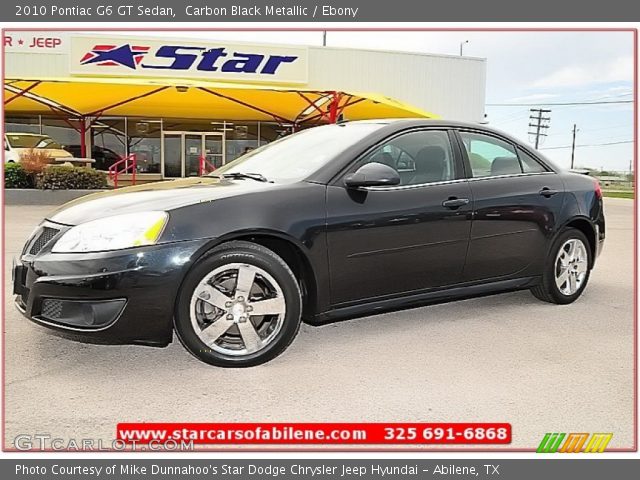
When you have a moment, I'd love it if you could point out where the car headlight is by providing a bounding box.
[51,211,168,253]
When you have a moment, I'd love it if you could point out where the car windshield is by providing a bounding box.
[213,123,385,182]
[6,134,63,149]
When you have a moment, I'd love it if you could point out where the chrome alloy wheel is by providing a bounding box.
[189,263,286,356]
[554,238,588,296]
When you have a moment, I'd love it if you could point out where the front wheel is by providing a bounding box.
[174,241,302,367]
[531,227,592,304]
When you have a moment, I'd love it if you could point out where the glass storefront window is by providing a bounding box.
[4,116,40,134]
[225,123,259,163]
[4,115,284,177]
[258,122,293,147]
[41,118,80,151]
[90,118,124,160]
[129,120,162,174]
[90,117,126,170]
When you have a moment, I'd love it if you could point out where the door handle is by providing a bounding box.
[442,197,470,209]
[539,187,559,197]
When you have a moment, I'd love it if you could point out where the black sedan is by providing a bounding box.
[13,120,605,367]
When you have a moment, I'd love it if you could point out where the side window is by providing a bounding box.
[459,131,520,178]
[359,130,455,186]
[518,148,548,173]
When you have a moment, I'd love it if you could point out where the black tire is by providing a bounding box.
[174,241,302,367]
[531,227,592,304]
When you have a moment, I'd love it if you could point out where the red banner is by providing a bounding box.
[117,422,511,445]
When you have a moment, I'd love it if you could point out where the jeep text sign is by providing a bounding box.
[70,36,309,84]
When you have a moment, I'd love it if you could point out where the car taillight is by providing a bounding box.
[594,179,602,199]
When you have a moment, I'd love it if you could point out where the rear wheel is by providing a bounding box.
[174,241,302,367]
[531,227,591,304]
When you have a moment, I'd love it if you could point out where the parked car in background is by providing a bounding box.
[65,145,121,171]
[13,120,605,367]
[4,133,72,162]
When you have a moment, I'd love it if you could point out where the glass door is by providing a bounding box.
[162,131,227,178]
[204,133,225,170]
[185,134,203,177]
[162,133,183,178]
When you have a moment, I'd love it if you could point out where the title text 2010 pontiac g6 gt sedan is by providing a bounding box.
[13,120,605,367]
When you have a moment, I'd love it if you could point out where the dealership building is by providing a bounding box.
[4,32,486,181]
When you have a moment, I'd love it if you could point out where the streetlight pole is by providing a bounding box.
[459,40,469,56]
[322,31,327,47]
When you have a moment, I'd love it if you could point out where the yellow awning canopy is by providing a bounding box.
[4,76,438,123]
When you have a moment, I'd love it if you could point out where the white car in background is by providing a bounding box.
[4,133,72,162]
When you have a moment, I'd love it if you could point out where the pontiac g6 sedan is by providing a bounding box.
[14,120,605,367]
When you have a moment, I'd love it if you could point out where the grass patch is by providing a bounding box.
[603,191,634,199]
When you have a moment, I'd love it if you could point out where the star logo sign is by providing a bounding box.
[80,44,150,69]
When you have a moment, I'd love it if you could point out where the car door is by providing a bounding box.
[325,129,473,306]
[455,129,565,282]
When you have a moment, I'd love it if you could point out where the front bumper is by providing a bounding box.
[13,226,210,346]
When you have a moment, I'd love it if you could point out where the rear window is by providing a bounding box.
[459,131,519,178]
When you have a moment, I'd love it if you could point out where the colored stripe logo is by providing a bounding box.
[537,432,613,453]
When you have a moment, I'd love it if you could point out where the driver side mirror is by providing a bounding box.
[344,162,401,188]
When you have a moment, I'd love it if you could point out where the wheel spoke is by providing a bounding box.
[558,251,569,267]
[237,320,262,353]
[566,240,576,262]
[568,273,577,293]
[235,265,256,297]
[199,319,232,346]
[197,284,232,309]
[556,268,569,288]
[249,296,286,316]
[576,261,588,275]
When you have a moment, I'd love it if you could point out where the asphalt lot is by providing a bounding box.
[3,198,635,450]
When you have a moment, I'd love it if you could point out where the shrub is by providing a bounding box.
[20,148,54,174]
[4,162,32,188]
[36,166,107,190]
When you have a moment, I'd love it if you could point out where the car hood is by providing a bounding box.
[48,177,276,225]
[14,147,72,158]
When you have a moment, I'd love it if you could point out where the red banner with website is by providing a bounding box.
[117,422,511,445]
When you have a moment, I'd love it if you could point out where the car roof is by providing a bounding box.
[346,118,491,129]
[343,118,535,151]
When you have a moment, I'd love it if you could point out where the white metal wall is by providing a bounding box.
[308,46,486,122]
[5,34,486,122]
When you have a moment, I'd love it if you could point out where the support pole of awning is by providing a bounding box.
[328,91,341,123]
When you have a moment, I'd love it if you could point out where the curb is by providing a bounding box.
[4,189,108,206]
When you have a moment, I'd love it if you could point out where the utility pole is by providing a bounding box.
[322,31,327,46]
[528,108,551,149]
[570,124,578,169]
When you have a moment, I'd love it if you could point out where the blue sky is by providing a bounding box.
[123,30,635,172]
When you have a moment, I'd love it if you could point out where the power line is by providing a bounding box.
[487,100,633,107]
[540,140,633,150]
[546,124,633,136]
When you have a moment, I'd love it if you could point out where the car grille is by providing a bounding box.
[27,226,60,255]
[41,299,63,320]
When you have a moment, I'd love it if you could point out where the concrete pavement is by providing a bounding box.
[3,198,635,450]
